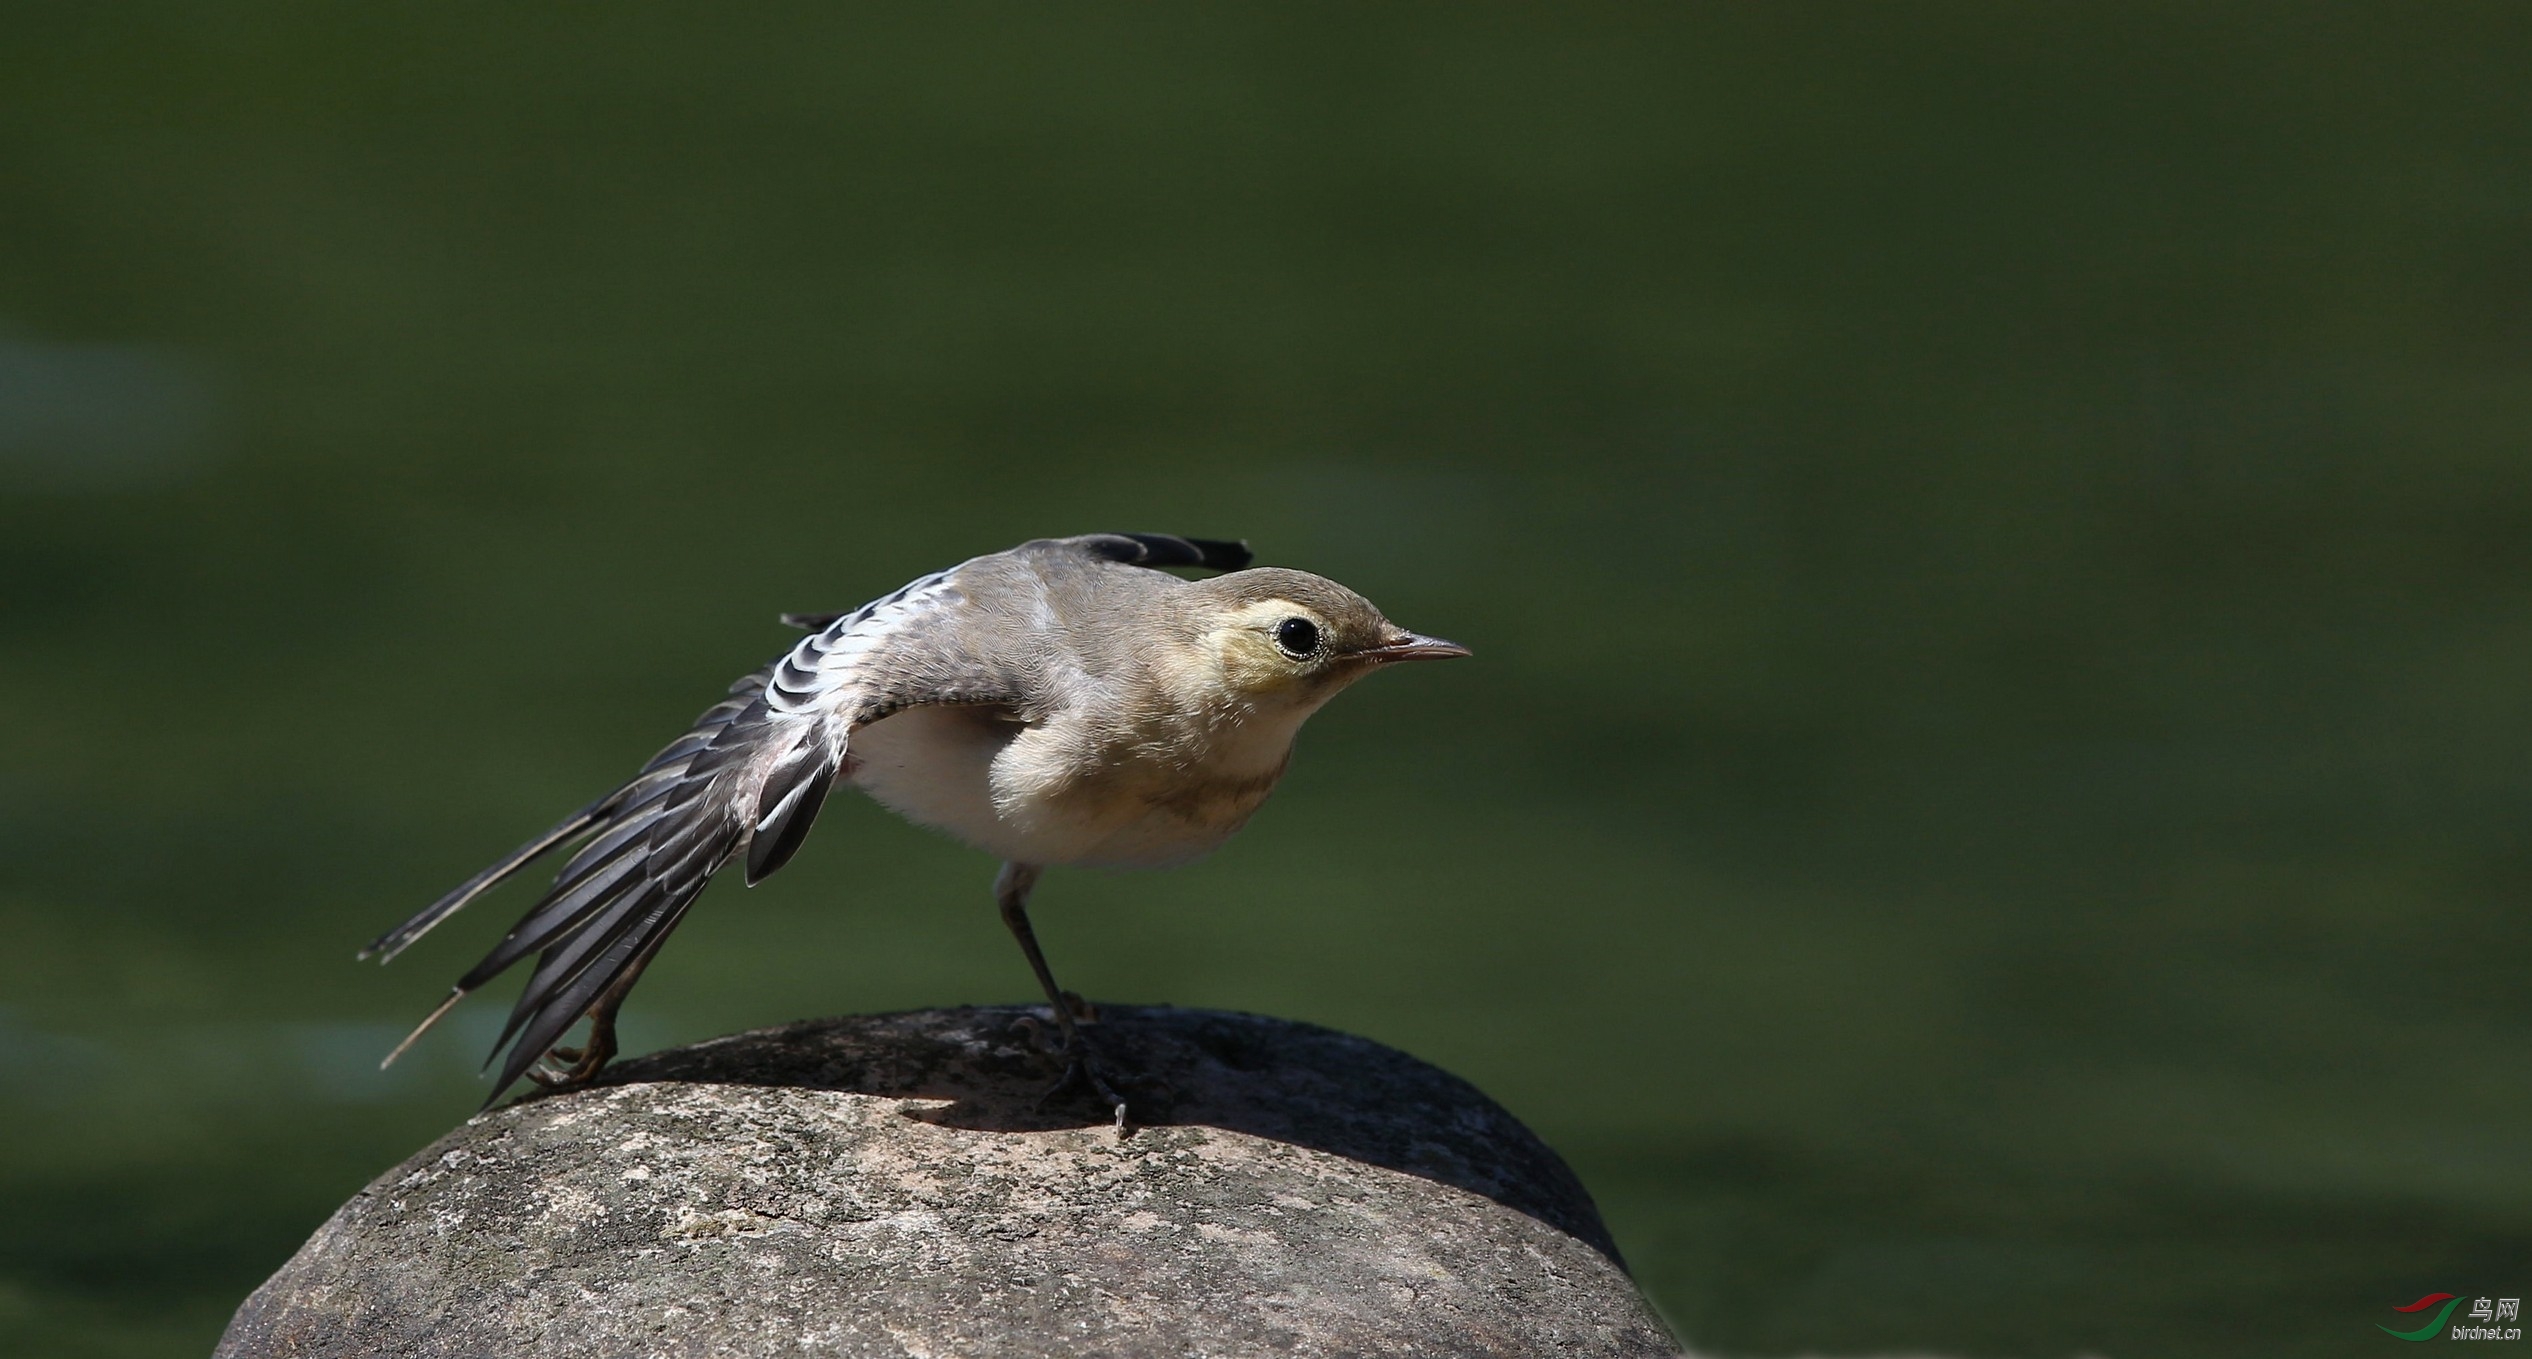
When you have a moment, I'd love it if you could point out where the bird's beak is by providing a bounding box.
[1350,632,1472,665]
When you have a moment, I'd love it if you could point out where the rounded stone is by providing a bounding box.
[219,1005,1681,1358]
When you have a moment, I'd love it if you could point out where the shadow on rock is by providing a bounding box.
[558,1003,1623,1261]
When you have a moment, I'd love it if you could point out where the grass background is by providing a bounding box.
[3,6,2529,1355]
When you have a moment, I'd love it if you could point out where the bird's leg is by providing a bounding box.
[996,861,1129,1133]
[526,950,653,1089]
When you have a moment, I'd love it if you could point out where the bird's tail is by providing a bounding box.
[372,669,779,1099]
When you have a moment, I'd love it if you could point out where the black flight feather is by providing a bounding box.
[1086,532,1252,572]
[747,743,838,884]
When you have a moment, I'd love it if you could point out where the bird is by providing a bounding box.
[362,532,1468,1127]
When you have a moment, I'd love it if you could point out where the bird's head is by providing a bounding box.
[1186,567,1469,706]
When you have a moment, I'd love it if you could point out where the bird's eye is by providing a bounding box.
[1274,617,1321,657]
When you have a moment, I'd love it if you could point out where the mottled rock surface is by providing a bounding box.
[220,1005,1680,1358]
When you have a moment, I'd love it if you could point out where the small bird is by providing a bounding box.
[364,533,1467,1125]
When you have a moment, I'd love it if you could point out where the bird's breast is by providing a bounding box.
[844,704,1026,854]
[845,701,1301,870]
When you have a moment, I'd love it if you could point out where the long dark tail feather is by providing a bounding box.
[455,816,658,989]
[485,888,701,1104]
[375,794,666,1070]
[360,798,607,963]
[465,853,651,999]
[484,889,654,1067]
[470,692,771,1100]
[378,669,780,1082]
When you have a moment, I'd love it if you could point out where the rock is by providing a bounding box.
[219,1005,1681,1358]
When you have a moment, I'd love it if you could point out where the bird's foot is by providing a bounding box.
[1038,1038,1132,1138]
[525,1026,617,1090]
[1007,1006,1131,1136]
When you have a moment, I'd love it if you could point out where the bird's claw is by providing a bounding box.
[524,1032,615,1089]
[1004,1008,1129,1135]
[1037,1044,1131,1138]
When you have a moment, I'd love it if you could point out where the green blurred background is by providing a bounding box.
[4,6,2529,1356]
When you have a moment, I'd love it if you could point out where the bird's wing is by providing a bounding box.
[748,533,1246,872]
[748,564,1042,880]
[772,536,1243,634]
[379,561,1039,1103]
